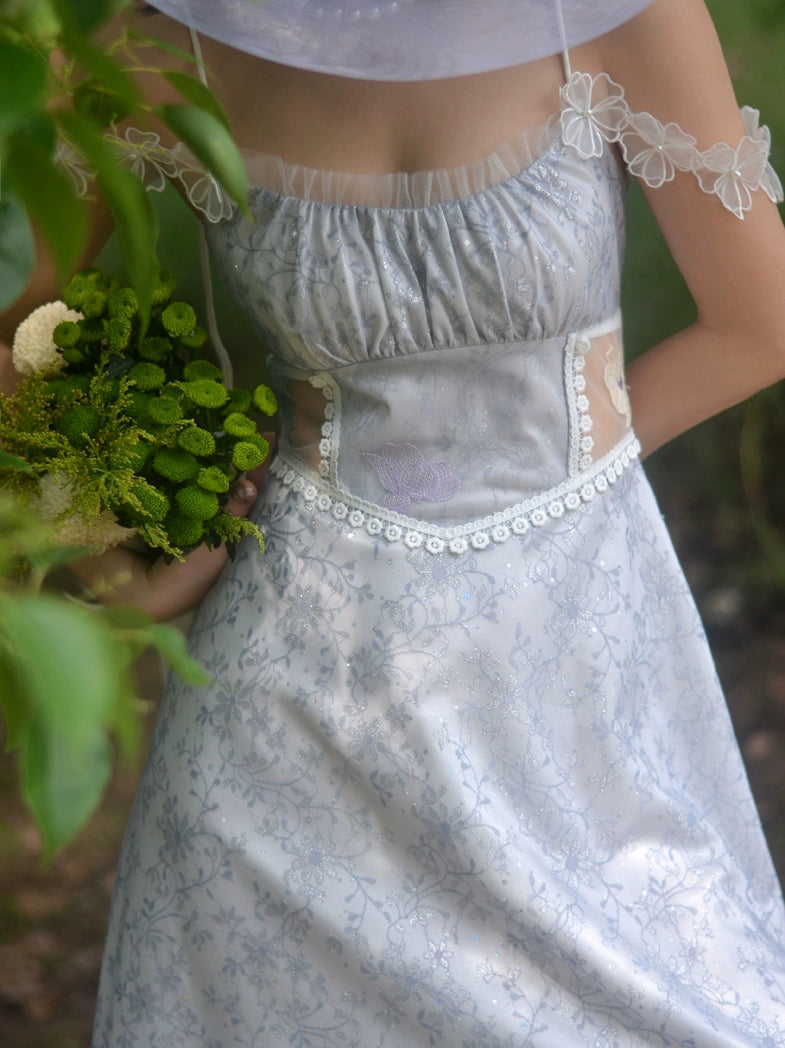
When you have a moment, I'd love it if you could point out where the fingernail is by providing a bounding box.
[234,480,255,500]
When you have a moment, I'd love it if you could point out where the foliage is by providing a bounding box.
[0,0,249,325]
[0,3,259,855]
[0,267,277,559]
[0,488,213,858]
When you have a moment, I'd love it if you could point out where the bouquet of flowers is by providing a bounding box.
[0,267,277,560]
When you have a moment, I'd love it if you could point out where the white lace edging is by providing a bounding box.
[270,431,641,556]
[565,332,595,476]
[559,72,784,219]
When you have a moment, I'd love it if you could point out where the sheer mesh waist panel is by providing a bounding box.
[271,320,639,552]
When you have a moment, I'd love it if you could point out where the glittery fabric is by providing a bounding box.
[93,88,785,1047]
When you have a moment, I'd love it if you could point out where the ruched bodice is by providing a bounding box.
[207,135,626,370]
[206,124,636,551]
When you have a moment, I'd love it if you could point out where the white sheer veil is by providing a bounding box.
[145,0,657,80]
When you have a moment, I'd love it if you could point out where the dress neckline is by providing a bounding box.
[240,107,565,210]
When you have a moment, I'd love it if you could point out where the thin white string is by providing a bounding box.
[553,0,573,80]
[189,25,234,386]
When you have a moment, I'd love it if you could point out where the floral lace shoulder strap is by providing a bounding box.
[559,71,784,219]
[56,129,234,224]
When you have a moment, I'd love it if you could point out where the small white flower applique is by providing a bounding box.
[558,70,784,218]
[559,72,627,159]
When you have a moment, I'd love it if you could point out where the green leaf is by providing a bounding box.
[50,0,127,36]
[5,135,88,282]
[0,39,48,146]
[0,643,32,751]
[145,621,211,687]
[73,79,133,128]
[0,448,33,471]
[6,594,120,736]
[156,104,249,216]
[65,32,141,116]
[56,110,159,327]
[5,593,130,855]
[0,194,35,312]
[162,71,231,131]
[22,712,113,858]
[25,543,91,576]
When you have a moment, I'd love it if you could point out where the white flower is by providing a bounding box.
[109,128,179,193]
[12,301,82,376]
[697,136,771,218]
[560,72,627,159]
[34,473,134,552]
[619,112,699,188]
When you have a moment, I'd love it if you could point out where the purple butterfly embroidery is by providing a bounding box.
[363,443,462,513]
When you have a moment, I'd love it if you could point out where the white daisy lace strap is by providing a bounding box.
[559,71,784,219]
[55,127,233,224]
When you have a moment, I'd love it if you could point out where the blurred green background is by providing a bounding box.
[624,0,785,594]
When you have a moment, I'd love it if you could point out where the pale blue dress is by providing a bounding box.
[92,70,785,1046]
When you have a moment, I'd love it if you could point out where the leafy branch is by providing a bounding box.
[0,0,249,325]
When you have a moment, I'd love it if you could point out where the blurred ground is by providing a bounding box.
[2,545,785,1048]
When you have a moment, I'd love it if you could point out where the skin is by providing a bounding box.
[3,0,785,618]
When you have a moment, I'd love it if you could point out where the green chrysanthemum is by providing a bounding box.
[152,447,200,482]
[179,326,208,350]
[78,318,106,344]
[61,347,88,366]
[175,484,220,521]
[107,287,139,320]
[107,317,133,353]
[151,270,177,306]
[223,388,252,415]
[252,384,278,415]
[197,465,231,493]
[232,440,266,471]
[183,379,229,410]
[62,269,104,311]
[146,396,183,425]
[164,511,204,548]
[125,391,153,423]
[139,336,173,363]
[183,359,222,382]
[129,362,166,392]
[177,425,216,457]
[222,412,257,438]
[129,481,170,522]
[161,302,197,338]
[80,290,107,319]
[52,321,81,349]
[111,440,151,472]
[54,404,101,447]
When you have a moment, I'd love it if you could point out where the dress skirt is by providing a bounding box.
[92,461,785,1047]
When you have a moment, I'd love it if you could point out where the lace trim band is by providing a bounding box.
[270,431,641,556]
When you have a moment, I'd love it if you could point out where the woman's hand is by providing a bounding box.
[69,456,273,622]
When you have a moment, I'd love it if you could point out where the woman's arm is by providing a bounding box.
[600,0,785,457]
